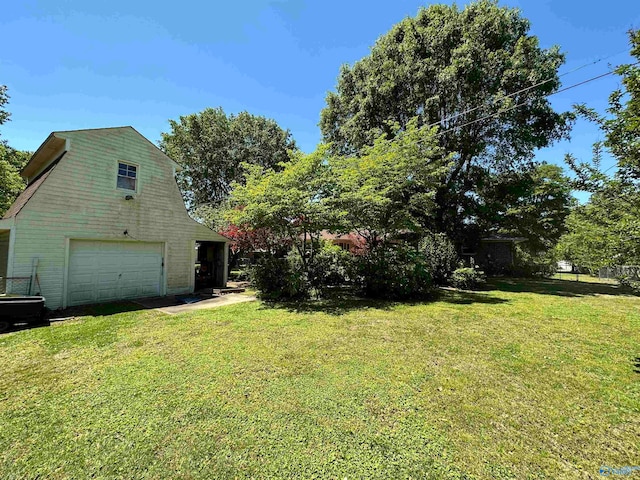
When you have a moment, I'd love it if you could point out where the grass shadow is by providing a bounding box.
[48,301,147,320]
[1,319,52,335]
[2,299,173,335]
[435,288,510,305]
[488,277,634,298]
[258,287,508,316]
[259,297,395,316]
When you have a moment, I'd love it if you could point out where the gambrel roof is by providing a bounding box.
[5,126,182,220]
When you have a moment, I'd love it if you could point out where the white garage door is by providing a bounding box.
[68,240,163,306]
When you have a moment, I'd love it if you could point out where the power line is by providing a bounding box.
[337,59,639,177]
[437,61,639,137]
[328,51,637,170]
[426,48,629,130]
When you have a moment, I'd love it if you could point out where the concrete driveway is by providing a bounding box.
[134,293,257,315]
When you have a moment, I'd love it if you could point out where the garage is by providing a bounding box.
[67,240,164,306]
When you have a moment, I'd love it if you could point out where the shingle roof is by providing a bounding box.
[319,230,357,242]
[2,166,55,219]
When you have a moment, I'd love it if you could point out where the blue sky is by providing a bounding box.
[1,0,639,188]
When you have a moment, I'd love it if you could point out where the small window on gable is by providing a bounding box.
[117,162,137,191]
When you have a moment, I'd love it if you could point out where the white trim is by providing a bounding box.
[62,237,71,309]
[29,258,39,296]
[29,142,69,182]
[6,226,16,280]
[116,160,139,193]
[189,240,196,293]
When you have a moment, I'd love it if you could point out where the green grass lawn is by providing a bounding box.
[1,279,638,479]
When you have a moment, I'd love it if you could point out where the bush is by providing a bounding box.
[508,246,558,277]
[228,268,250,282]
[419,233,459,286]
[449,267,486,290]
[250,255,309,300]
[351,244,433,299]
[307,243,353,297]
[618,275,640,294]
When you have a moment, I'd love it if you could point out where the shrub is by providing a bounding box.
[508,246,558,277]
[419,233,459,285]
[307,243,353,297]
[449,267,486,290]
[228,268,250,282]
[250,255,309,300]
[351,244,433,299]
[618,275,640,294]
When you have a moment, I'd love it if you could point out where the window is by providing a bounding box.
[337,242,351,251]
[117,162,137,191]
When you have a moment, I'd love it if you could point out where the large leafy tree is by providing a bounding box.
[0,85,10,127]
[320,0,572,239]
[0,85,30,217]
[559,30,640,270]
[227,124,450,268]
[328,120,450,246]
[159,107,296,221]
[227,147,333,270]
[473,163,573,253]
[596,31,640,180]
[558,181,640,271]
[0,144,29,216]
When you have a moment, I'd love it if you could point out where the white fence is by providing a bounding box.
[599,265,640,280]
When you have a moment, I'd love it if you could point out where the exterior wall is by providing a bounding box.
[11,127,227,309]
[0,231,9,280]
[476,242,514,273]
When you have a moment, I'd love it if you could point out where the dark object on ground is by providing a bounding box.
[0,296,47,333]
[175,296,203,304]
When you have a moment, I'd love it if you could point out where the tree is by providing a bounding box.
[328,120,450,246]
[597,30,640,180]
[473,163,573,254]
[0,144,29,216]
[557,183,640,271]
[320,0,572,239]
[218,221,288,271]
[227,146,333,271]
[0,85,30,217]
[0,85,10,128]
[226,127,454,299]
[219,223,285,257]
[559,30,640,270]
[159,107,296,220]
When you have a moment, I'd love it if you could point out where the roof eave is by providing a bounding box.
[21,133,67,180]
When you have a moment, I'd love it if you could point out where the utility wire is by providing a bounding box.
[433,61,639,178]
[336,59,639,179]
[426,48,630,130]
[327,49,637,169]
[436,61,639,137]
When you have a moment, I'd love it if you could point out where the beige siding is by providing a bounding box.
[0,231,9,280]
[11,127,226,309]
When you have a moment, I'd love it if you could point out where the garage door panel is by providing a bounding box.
[97,290,119,302]
[69,272,93,285]
[97,272,119,282]
[68,240,163,306]
[69,291,94,305]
